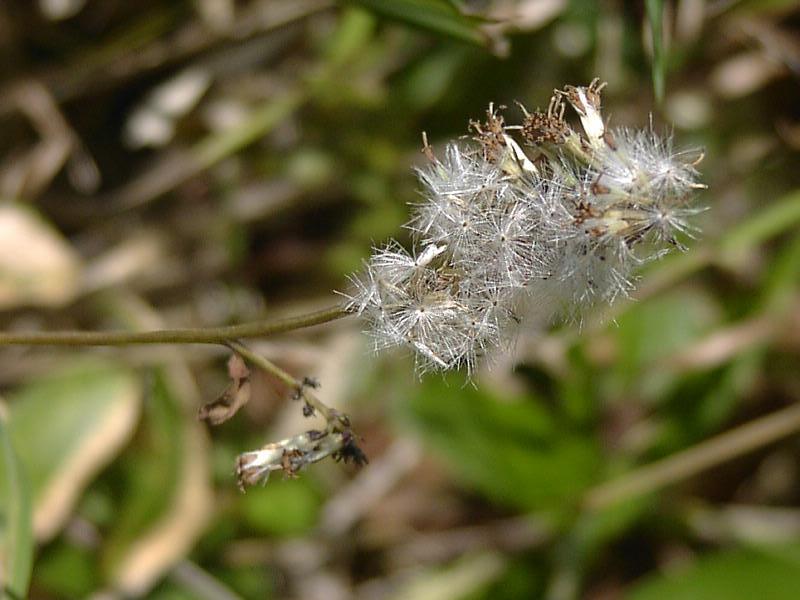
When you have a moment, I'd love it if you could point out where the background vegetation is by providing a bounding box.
[1,1,799,598]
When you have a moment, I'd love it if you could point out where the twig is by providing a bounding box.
[0,305,348,347]
[585,402,800,511]
[225,340,342,425]
[228,341,364,488]
[385,515,553,569]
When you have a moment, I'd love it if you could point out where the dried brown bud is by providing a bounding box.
[470,102,507,163]
[519,92,570,146]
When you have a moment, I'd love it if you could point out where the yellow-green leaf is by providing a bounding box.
[351,0,494,49]
[0,409,33,600]
[404,374,600,511]
[628,544,800,600]
[8,359,141,541]
[103,368,212,597]
[645,0,666,104]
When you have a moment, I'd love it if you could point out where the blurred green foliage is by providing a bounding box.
[630,544,800,600]
[0,414,32,600]
[403,375,601,511]
[1,1,799,599]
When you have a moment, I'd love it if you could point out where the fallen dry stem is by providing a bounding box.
[585,402,800,511]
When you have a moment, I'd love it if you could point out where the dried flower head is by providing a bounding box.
[236,429,344,490]
[236,428,363,489]
[342,79,705,374]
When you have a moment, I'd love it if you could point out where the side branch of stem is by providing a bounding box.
[227,340,342,425]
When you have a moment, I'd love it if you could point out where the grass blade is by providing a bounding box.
[0,412,33,600]
[646,0,665,103]
[351,0,494,49]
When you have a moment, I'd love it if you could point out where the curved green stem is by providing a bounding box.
[0,305,348,347]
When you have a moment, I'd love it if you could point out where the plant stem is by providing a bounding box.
[226,341,297,389]
[585,402,800,511]
[0,305,348,347]
[227,340,343,426]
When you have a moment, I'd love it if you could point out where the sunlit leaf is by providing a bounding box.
[0,411,33,600]
[0,203,82,310]
[8,359,141,542]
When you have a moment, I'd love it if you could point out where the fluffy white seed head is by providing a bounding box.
[343,80,705,374]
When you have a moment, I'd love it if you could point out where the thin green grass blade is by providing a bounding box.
[646,0,665,104]
[351,0,492,49]
[0,414,33,600]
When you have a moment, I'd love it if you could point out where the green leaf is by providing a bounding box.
[8,359,140,542]
[0,412,33,600]
[239,478,322,537]
[627,544,800,600]
[613,289,720,400]
[351,0,493,49]
[656,228,800,449]
[645,0,665,104]
[103,369,212,596]
[731,0,800,14]
[718,190,800,260]
[475,557,545,600]
[399,47,468,110]
[759,234,800,314]
[34,542,96,600]
[193,90,305,169]
[636,189,800,307]
[402,375,600,511]
[103,371,185,566]
[146,586,197,600]
[321,7,377,69]
[81,294,213,596]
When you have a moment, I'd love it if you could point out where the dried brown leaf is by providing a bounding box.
[198,353,251,425]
